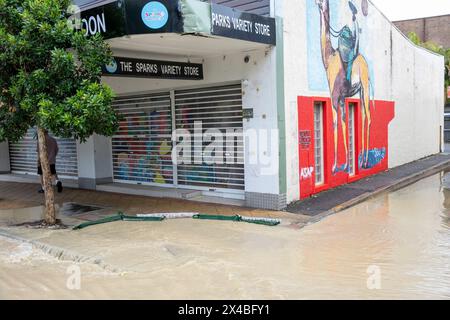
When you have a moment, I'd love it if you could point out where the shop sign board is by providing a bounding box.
[210,3,276,45]
[103,56,204,80]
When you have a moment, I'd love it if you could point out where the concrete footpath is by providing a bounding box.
[287,153,450,221]
[0,179,307,227]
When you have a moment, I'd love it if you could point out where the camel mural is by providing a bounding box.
[315,0,373,173]
[298,0,395,199]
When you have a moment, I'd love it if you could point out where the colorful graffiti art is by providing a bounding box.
[299,0,395,199]
[114,107,173,185]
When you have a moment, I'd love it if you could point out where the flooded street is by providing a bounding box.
[0,173,449,299]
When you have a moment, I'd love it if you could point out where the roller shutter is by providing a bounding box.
[112,83,244,193]
[174,83,244,191]
[112,91,174,185]
[9,129,78,178]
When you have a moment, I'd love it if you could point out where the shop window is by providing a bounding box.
[348,103,356,176]
[314,102,325,186]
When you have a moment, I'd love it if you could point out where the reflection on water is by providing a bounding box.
[440,170,450,228]
[0,203,103,226]
[0,173,449,299]
[294,172,450,299]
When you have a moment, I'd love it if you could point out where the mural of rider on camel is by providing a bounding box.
[299,0,395,198]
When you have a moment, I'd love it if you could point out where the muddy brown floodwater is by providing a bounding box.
[0,173,449,299]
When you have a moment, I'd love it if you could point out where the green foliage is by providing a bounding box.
[408,32,450,100]
[0,0,119,143]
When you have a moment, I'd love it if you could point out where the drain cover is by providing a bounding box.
[59,202,104,216]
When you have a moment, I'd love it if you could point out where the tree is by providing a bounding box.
[0,0,119,225]
[408,32,450,103]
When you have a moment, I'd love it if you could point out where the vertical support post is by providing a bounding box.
[0,141,10,173]
[171,90,178,187]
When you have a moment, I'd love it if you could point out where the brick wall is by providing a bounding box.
[394,15,450,48]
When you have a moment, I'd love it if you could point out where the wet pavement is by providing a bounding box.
[0,172,449,299]
[0,179,304,226]
[288,154,450,216]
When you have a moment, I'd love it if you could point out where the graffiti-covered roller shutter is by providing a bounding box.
[211,0,271,16]
[175,83,244,191]
[9,129,78,177]
[112,92,174,185]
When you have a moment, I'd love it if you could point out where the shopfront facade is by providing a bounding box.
[71,0,286,209]
[0,0,445,210]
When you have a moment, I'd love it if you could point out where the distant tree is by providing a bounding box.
[408,32,450,103]
[0,0,119,225]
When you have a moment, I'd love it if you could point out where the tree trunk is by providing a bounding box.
[37,127,57,225]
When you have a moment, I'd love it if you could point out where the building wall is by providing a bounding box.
[273,0,306,203]
[394,15,450,48]
[101,46,282,204]
[76,134,113,189]
[390,28,444,167]
[0,142,10,173]
[278,0,444,202]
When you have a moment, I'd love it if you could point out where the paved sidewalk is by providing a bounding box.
[0,179,308,227]
[287,153,450,218]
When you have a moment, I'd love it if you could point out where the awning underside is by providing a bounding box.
[108,33,269,58]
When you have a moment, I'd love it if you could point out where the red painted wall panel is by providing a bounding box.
[298,96,395,199]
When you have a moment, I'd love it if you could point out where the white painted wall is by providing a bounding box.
[76,134,113,186]
[101,46,280,195]
[363,1,444,167]
[277,0,445,203]
[76,137,96,179]
[274,0,307,203]
[390,27,444,167]
[93,134,114,180]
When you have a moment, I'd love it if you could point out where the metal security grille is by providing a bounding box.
[9,128,78,177]
[112,92,174,185]
[175,84,244,191]
[211,0,271,16]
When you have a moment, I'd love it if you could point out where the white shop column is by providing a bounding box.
[76,134,113,190]
[0,141,10,173]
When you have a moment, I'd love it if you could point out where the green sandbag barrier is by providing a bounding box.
[122,215,165,222]
[73,212,165,230]
[240,216,281,227]
[74,213,280,230]
[193,214,241,222]
[73,214,123,230]
[193,214,280,227]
